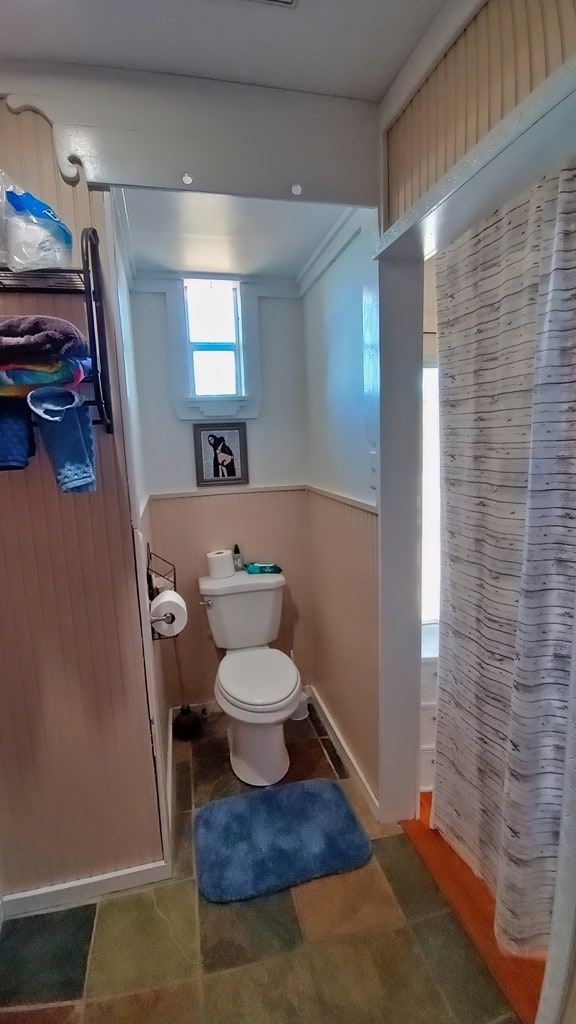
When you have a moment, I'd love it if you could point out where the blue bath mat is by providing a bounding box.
[194,779,371,903]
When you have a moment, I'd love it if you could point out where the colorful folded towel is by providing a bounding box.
[0,357,90,396]
[27,387,96,493]
[0,315,89,366]
[0,397,35,470]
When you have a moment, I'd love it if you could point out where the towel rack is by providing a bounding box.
[0,227,114,433]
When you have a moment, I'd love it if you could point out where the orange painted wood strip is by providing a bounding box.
[402,795,545,1024]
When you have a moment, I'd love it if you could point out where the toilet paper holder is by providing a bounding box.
[151,610,177,627]
[147,545,179,641]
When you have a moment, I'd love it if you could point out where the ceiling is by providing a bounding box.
[0,0,447,102]
[123,188,349,278]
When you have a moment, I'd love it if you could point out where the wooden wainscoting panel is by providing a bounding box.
[0,104,162,894]
[387,0,576,222]
[149,489,313,706]
[308,490,379,794]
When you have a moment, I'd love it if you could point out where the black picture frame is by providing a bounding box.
[193,422,249,487]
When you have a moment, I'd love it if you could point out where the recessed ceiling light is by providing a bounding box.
[291,184,303,196]
[182,173,194,185]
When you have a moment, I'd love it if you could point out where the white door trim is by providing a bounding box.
[133,528,173,854]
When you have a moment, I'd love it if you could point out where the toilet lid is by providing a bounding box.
[218,649,299,708]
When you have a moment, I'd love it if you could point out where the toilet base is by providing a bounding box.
[228,720,289,787]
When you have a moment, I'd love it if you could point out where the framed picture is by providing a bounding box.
[193,422,249,487]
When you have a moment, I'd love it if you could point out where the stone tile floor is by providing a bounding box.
[0,709,518,1024]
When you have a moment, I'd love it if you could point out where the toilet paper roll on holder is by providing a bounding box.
[151,610,177,626]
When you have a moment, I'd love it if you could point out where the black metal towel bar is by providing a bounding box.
[0,226,114,433]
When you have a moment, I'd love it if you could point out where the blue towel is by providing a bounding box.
[27,387,96,493]
[0,398,35,469]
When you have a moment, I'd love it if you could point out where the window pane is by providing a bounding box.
[185,280,237,344]
[193,350,237,396]
[422,367,440,623]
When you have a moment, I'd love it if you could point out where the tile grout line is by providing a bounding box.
[75,976,204,1006]
[81,899,101,1010]
[405,914,515,1024]
[0,1000,80,1013]
[408,906,452,927]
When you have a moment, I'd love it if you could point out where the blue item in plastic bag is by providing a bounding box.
[5,188,73,271]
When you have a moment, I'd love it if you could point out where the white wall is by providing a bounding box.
[302,209,380,506]
[113,256,148,520]
[130,289,307,495]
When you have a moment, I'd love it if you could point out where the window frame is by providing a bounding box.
[131,275,264,421]
[185,279,244,401]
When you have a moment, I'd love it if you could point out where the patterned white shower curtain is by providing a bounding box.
[434,166,576,953]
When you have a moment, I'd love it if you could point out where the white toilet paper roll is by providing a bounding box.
[150,591,188,637]
[207,549,235,579]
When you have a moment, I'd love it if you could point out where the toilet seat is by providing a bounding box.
[217,648,299,713]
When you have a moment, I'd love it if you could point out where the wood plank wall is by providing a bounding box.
[387,0,576,223]
[0,103,162,894]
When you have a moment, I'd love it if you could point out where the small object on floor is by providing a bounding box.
[290,695,310,722]
[172,705,203,741]
[194,778,371,903]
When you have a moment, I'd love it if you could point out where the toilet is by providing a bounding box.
[198,571,301,786]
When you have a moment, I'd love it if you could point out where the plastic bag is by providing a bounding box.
[0,169,73,272]
[0,169,12,265]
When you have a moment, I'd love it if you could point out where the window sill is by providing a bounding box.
[175,393,260,421]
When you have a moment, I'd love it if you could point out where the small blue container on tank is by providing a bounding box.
[244,562,283,574]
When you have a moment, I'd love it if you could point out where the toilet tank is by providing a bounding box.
[198,572,285,650]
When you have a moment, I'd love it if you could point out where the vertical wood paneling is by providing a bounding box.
[0,105,91,267]
[308,491,379,794]
[476,4,492,139]
[559,0,576,57]
[444,44,457,175]
[465,24,479,152]
[454,33,468,162]
[148,488,379,793]
[436,59,447,184]
[512,0,533,98]
[409,97,420,213]
[0,103,162,894]
[149,490,314,707]
[488,0,504,127]
[544,0,564,73]
[526,0,547,88]
[426,66,438,195]
[386,0,576,223]
[499,0,518,115]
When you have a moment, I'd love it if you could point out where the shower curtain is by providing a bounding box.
[434,165,576,953]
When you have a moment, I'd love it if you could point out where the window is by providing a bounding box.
[422,366,440,627]
[138,276,262,420]
[184,280,244,399]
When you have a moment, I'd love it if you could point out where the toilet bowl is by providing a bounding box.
[215,647,301,786]
[198,570,301,786]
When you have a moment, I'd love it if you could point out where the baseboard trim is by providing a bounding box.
[3,861,173,919]
[309,686,380,820]
[166,706,174,835]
